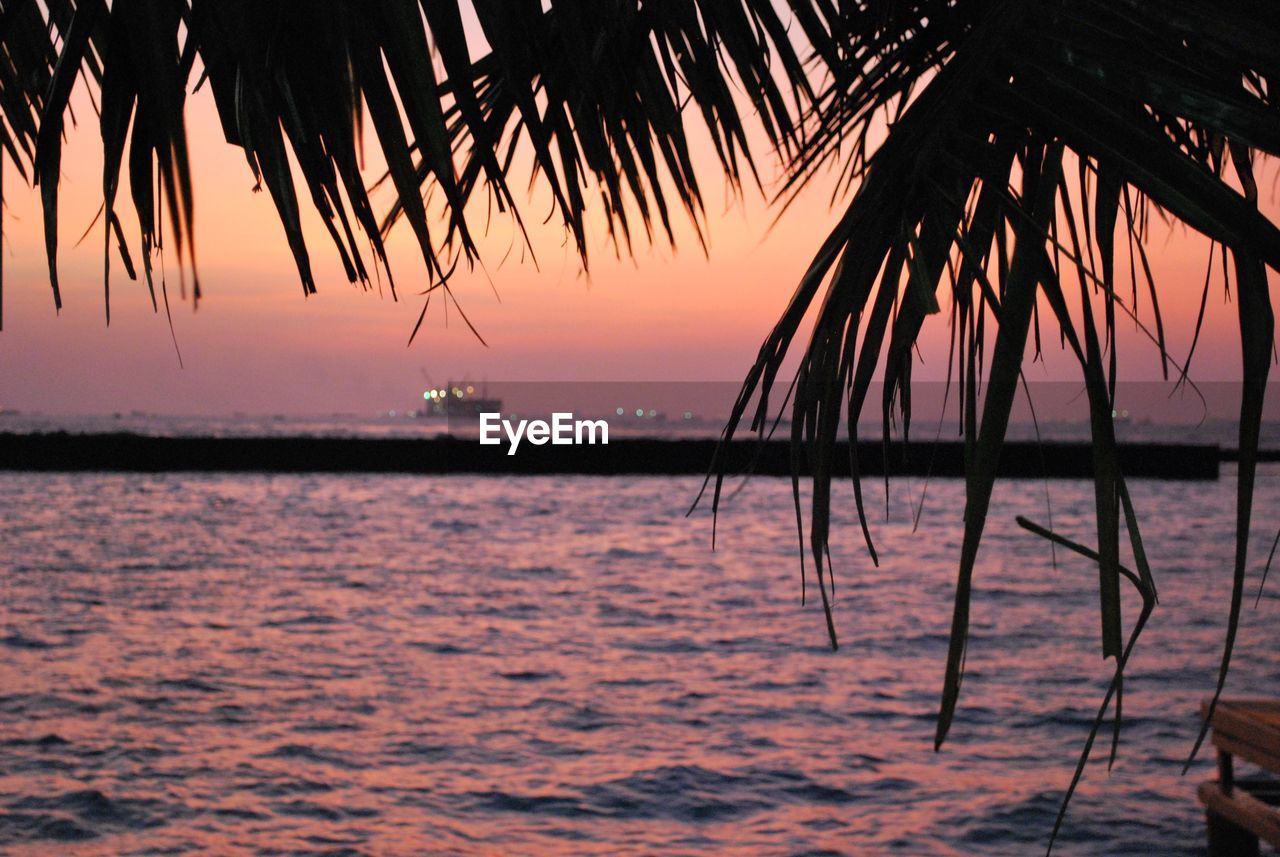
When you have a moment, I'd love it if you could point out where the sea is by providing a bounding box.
[0,412,1277,855]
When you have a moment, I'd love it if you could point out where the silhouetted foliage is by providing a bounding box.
[4,2,1278,847]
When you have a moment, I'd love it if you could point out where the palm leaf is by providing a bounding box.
[3,1,1279,846]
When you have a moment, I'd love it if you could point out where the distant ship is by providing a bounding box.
[419,381,501,419]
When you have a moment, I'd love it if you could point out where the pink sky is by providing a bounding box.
[0,91,1266,415]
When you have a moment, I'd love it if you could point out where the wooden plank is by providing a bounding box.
[1203,701,1280,772]
[1202,698,1280,774]
[1205,699,1280,749]
[1210,732,1280,778]
[1199,781,1280,849]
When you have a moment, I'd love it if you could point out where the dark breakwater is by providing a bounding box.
[0,432,1221,479]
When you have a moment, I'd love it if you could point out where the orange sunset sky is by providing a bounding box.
[0,83,1271,415]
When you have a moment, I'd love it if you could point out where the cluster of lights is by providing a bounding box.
[612,407,695,419]
[423,385,477,401]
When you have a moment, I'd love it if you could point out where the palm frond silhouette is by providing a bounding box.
[5,1,1278,845]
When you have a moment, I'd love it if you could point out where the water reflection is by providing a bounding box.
[0,470,1275,854]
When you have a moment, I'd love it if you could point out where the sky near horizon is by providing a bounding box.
[0,83,1271,416]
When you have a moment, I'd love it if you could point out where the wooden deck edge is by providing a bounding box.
[1198,781,1280,848]
[1211,732,1280,777]
[1203,700,1280,746]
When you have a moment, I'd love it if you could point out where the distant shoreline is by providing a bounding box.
[0,432,1230,480]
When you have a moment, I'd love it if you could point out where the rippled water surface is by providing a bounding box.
[1,470,1277,855]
